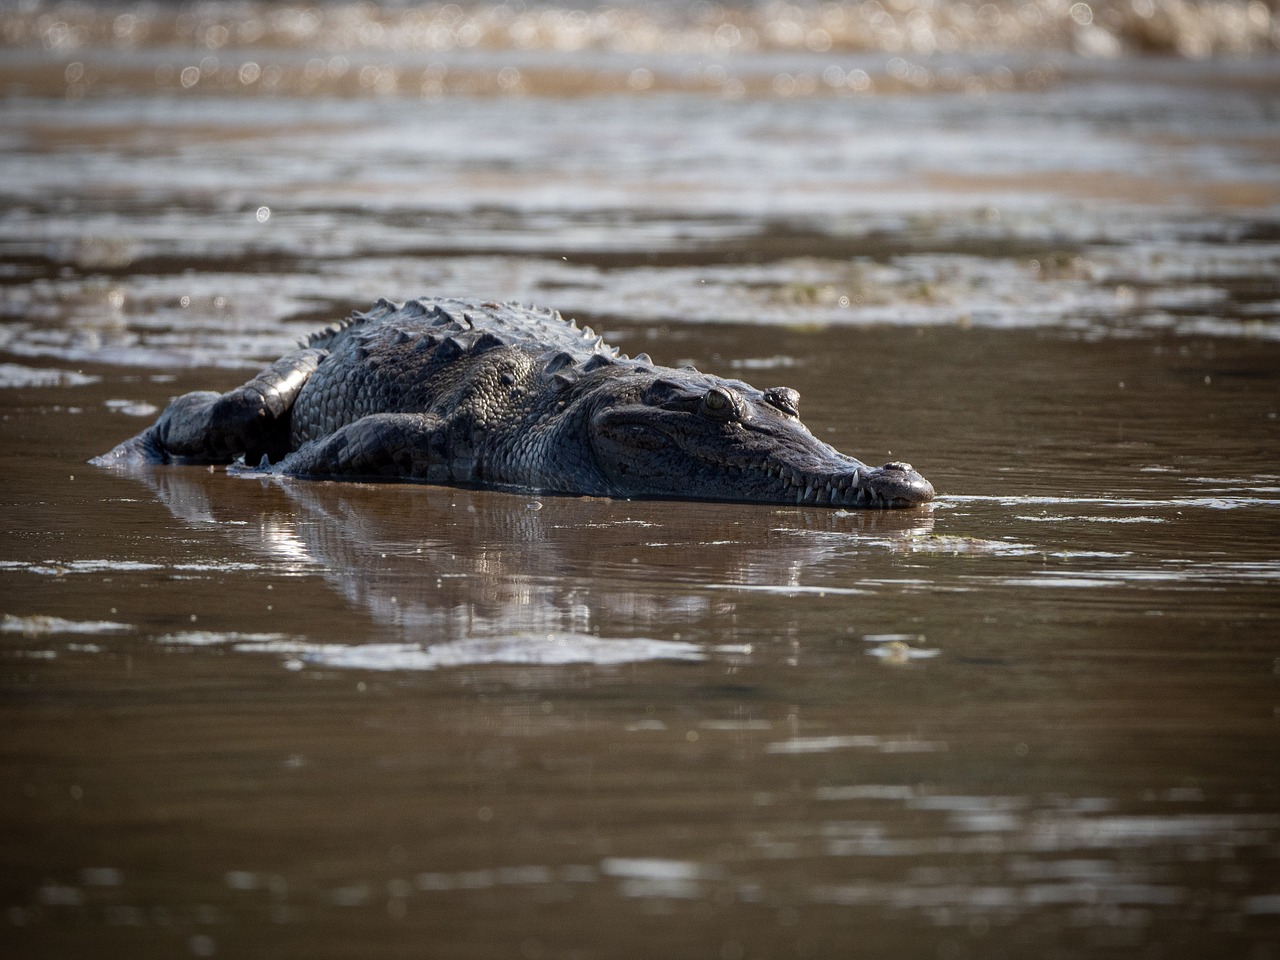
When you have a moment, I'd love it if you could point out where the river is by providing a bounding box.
[2,2,1279,958]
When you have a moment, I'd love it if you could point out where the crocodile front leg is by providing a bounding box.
[273,413,456,481]
[91,347,327,467]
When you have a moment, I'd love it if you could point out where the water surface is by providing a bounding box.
[2,2,1279,958]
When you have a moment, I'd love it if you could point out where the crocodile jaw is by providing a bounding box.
[589,404,934,509]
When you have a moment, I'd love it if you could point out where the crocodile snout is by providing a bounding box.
[867,461,935,506]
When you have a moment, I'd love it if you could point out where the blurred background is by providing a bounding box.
[1,0,1277,362]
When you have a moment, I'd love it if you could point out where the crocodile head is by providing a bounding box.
[587,371,934,508]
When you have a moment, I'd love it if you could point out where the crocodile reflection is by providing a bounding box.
[136,467,935,645]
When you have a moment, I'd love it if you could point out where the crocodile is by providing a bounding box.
[91,297,935,508]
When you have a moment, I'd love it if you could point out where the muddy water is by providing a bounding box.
[3,2,1280,958]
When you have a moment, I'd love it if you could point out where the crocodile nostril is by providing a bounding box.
[883,461,913,472]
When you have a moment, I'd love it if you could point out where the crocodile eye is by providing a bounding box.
[764,386,800,417]
[702,387,737,420]
[642,379,684,406]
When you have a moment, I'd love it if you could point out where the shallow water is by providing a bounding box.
[3,2,1280,958]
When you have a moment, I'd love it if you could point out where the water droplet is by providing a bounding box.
[497,66,521,91]
[628,68,654,91]
[1070,3,1094,26]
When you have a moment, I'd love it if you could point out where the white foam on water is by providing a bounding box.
[224,632,709,670]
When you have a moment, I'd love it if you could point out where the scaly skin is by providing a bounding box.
[92,297,935,508]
